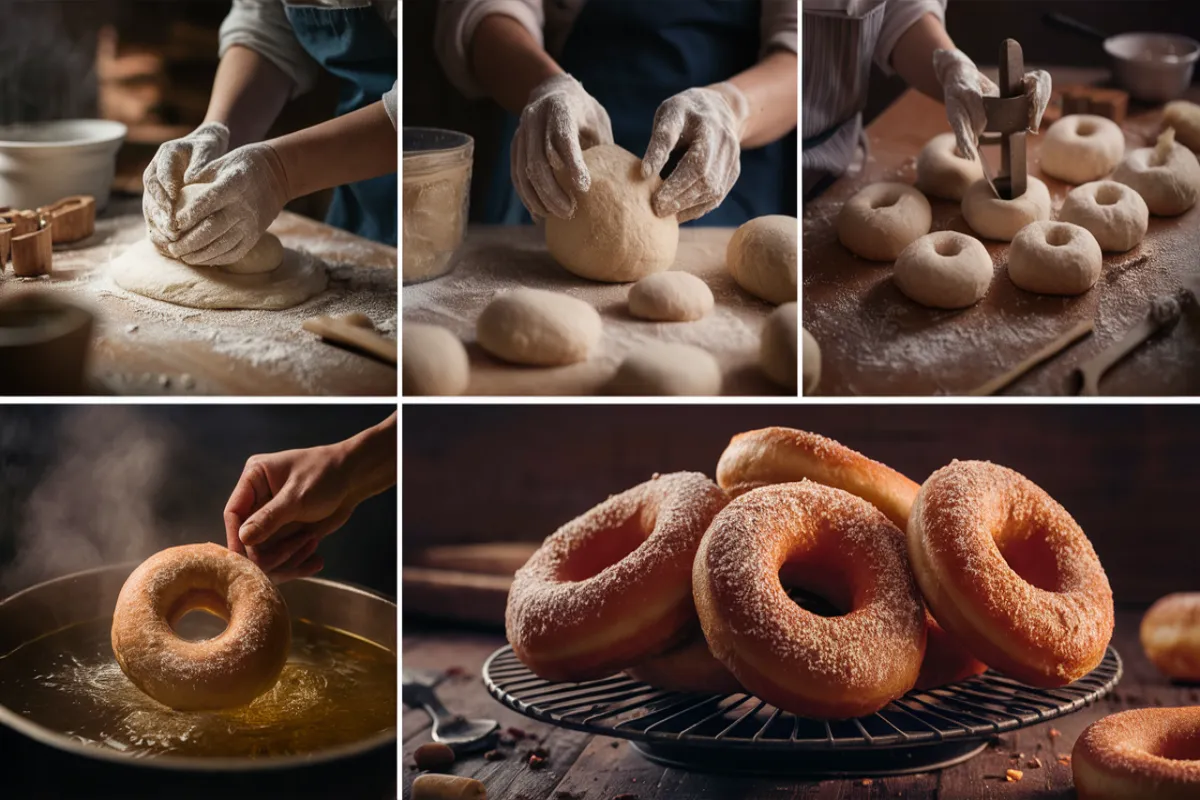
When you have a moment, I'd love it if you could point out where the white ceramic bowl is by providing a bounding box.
[0,119,127,211]
[1104,32,1200,104]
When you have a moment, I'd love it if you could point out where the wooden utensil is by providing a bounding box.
[36,195,96,244]
[980,39,1032,200]
[967,319,1094,396]
[11,224,52,276]
[302,312,397,365]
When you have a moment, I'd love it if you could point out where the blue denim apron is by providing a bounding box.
[285,4,398,244]
[484,0,797,226]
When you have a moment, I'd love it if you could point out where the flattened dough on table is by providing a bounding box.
[110,235,328,310]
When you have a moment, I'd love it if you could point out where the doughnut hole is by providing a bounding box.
[555,514,647,582]
[168,589,231,641]
[1045,226,1074,247]
[934,237,964,258]
[1077,120,1097,137]
[994,521,1065,593]
[870,192,901,210]
[778,549,853,617]
[1156,730,1200,761]
[1094,184,1123,206]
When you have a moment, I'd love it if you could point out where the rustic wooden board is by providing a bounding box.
[402,225,791,396]
[402,608,1184,799]
[0,198,397,396]
[803,74,1200,396]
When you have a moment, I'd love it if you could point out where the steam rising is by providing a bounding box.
[0,1,98,125]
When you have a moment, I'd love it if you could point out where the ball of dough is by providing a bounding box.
[726,215,797,304]
[837,182,932,261]
[219,233,284,275]
[802,328,821,396]
[476,289,601,366]
[1058,181,1149,252]
[628,272,714,321]
[916,132,985,201]
[1008,221,1103,296]
[1040,114,1125,185]
[1112,129,1200,216]
[961,177,1052,241]
[403,323,469,396]
[544,144,679,282]
[893,231,993,309]
[759,302,797,391]
[607,343,721,396]
[1164,100,1200,152]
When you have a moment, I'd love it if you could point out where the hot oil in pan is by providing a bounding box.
[0,617,396,758]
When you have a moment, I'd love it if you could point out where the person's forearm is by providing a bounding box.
[204,45,294,148]
[469,14,563,114]
[726,49,798,149]
[266,102,397,200]
[890,13,956,102]
[340,412,397,503]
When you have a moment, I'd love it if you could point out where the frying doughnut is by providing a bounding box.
[693,482,927,719]
[908,460,1113,687]
[1141,593,1200,681]
[1073,708,1200,800]
[837,183,932,261]
[506,472,729,681]
[111,543,292,710]
[626,630,743,694]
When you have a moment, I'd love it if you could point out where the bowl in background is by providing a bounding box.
[1104,32,1200,103]
[0,120,127,211]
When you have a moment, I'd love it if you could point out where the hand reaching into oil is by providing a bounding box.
[224,412,397,581]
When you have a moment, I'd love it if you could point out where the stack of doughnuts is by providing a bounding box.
[505,427,1115,720]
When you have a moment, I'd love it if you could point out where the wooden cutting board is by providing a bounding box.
[402,542,538,626]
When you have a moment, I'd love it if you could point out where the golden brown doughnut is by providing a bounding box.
[111,543,291,710]
[1074,707,1200,799]
[1141,593,1200,681]
[506,472,729,681]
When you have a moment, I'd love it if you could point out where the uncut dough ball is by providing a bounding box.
[802,327,821,395]
[476,289,601,366]
[1008,221,1102,296]
[403,323,469,396]
[1164,101,1200,152]
[607,343,722,396]
[893,231,993,309]
[1058,181,1148,252]
[837,182,932,261]
[1040,115,1125,184]
[220,233,284,275]
[1112,131,1200,216]
[961,177,1052,241]
[726,215,797,304]
[628,272,714,321]
[759,302,797,391]
[544,144,679,282]
[916,132,985,201]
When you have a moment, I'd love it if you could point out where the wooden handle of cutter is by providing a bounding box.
[302,313,397,365]
[966,319,1094,396]
[1075,318,1161,396]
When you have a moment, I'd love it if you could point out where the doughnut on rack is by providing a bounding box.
[483,645,1121,778]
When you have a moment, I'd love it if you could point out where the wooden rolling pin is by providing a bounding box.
[303,312,396,365]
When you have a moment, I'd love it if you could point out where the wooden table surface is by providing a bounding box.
[803,68,1200,396]
[1,197,398,396]
[402,225,789,396]
[402,607,1188,800]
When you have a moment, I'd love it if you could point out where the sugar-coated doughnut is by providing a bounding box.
[626,630,743,694]
[837,183,932,261]
[916,132,985,201]
[111,543,292,710]
[506,472,729,681]
[916,617,989,690]
[1040,114,1125,184]
[1074,708,1200,800]
[694,482,927,719]
[894,231,993,309]
[962,177,1052,241]
[1008,221,1103,296]
[1112,128,1200,216]
[1059,181,1149,253]
[908,460,1114,687]
[1141,593,1200,681]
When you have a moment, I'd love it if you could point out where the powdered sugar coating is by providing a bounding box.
[1074,707,1200,798]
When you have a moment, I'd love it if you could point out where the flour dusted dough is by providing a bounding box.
[961,177,1051,241]
[1112,128,1200,217]
[916,132,985,201]
[628,271,714,321]
[1163,101,1200,152]
[1058,181,1148,252]
[403,323,469,396]
[607,342,722,396]
[893,231,992,309]
[837,183,931,261]
[726,214,798,304]
[544,144,679,282]
[801,327,821,396]
[110,236,327,310]
[759,302,797,391]
[476,288,601,366]
[1008,221,1102,296]
[1040,115,1125,185]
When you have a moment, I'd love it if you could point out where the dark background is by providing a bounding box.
[0,405,397,597]
[404,404,1198,605]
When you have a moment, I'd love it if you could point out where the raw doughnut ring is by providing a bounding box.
[1113,129,1200,216]
[894,231,993,309]
[908,460,1113,687]
[916,132,985,201]
[1059,181,1149,253]
[1073,708,1200,800]
[1141,593,1200,680]
[1040,114,1125,184]
[626,630,743,694]
[693,481,927,719]
[506,472,729,681]
[837,182,932,261]
[1008,221,1103,296]
[111,543,292,710]
[961,177,1051,241]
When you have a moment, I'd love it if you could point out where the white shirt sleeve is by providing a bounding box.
[435,0,545,99]
[383,80,398,127]
[761,0,799,56]
[219,0,321,98]
[874,0,947,75]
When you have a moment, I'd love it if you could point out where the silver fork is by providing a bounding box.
[402,668,499,752]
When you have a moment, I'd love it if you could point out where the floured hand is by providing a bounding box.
[934,49,999,163]
[142,122,230,238]
[643,83,747,223]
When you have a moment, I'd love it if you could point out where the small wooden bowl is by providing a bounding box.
[0,291,94,394]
